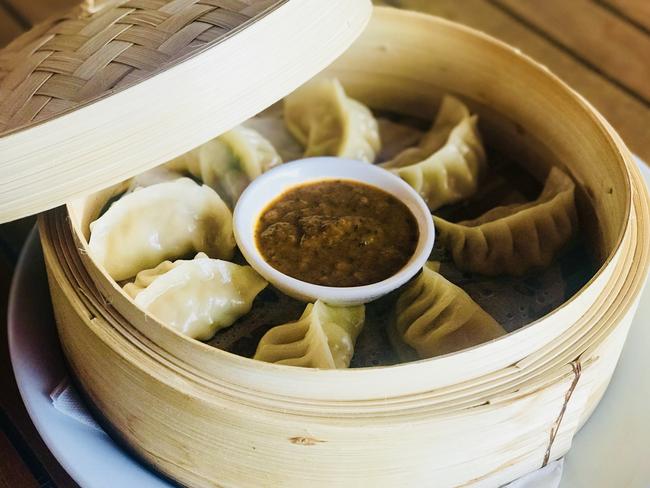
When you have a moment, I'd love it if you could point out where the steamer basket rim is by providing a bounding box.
[60,8,644,383]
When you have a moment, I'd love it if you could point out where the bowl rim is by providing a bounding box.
[233,157,435,305]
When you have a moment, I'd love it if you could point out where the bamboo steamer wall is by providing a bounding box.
[36,6,650,488]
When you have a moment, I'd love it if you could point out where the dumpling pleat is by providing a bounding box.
[390,265,505,359]
[383,100,487,211]
[412,297,474,347]
[165,125,281,208]
[396,280,438,333]
[402,289,459,343]
[90,178,236,281]
[284,79,380,163]
[434,167,578,276]
[123,254,267,341]
[254,301,365,369]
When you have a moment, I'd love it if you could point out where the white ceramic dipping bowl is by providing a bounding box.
[234,157,435,305]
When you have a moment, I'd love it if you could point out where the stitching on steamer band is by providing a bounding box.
[543,359,582,467]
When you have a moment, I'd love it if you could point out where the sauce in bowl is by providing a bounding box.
[255,180,419,287]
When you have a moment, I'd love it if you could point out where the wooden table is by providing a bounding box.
[1,0,648,486]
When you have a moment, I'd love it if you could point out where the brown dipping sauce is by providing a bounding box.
[255,180,419,287]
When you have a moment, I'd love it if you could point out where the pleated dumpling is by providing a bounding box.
[89,178,235,280]
[284,78,381,162]
[254,300,365,369]
[390,263,506,360]
[381,96,486,211]
[434,167,578,276]
[166,125,281,207]
[124,253,267,341]
[243,104,304,162]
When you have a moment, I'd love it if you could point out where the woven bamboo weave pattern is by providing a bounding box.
[0,0,280,134]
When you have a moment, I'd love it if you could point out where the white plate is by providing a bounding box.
[8,230,174,488]
[8,162,650,488]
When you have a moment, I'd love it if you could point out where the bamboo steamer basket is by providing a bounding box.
[1,1,648,486]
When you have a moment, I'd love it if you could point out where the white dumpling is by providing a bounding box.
[254,300,365,369]
[381,96,486,211]
[244,104,304,162]
[124,253,267,341]
[166,125,281,207]
[89,178,235,281]
[433,167,578,276]
[376,117,424,162]
[284,78,381,163]
[390,262,506,360]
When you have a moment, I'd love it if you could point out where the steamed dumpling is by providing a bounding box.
[124,253,267,341]
[434,167,578,276]
[381,96,486,211]
[166,125,281,207]
[376,117,423,162]
[284,78,381,162]
[254,300,365,369]
[381,96,470,168]
[244,104,304,162]
[390,263,505,360]
[89,178,235,280]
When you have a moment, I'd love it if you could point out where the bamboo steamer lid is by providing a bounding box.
[0,0,372,223]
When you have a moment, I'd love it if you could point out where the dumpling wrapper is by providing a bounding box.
[126,165,183,192]
[284,78,381,163]
[124,253,267,341]
[381,95,486,211]
[254,300,365,369]
[390,262,506,360]
[376,117,423,162]
[434,166,578,276]
[89,178,235,281]
[243,104,304,162]
[166,125,281,207]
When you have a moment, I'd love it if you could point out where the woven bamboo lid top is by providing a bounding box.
[0,0,279,133]
[0,0,372,223]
